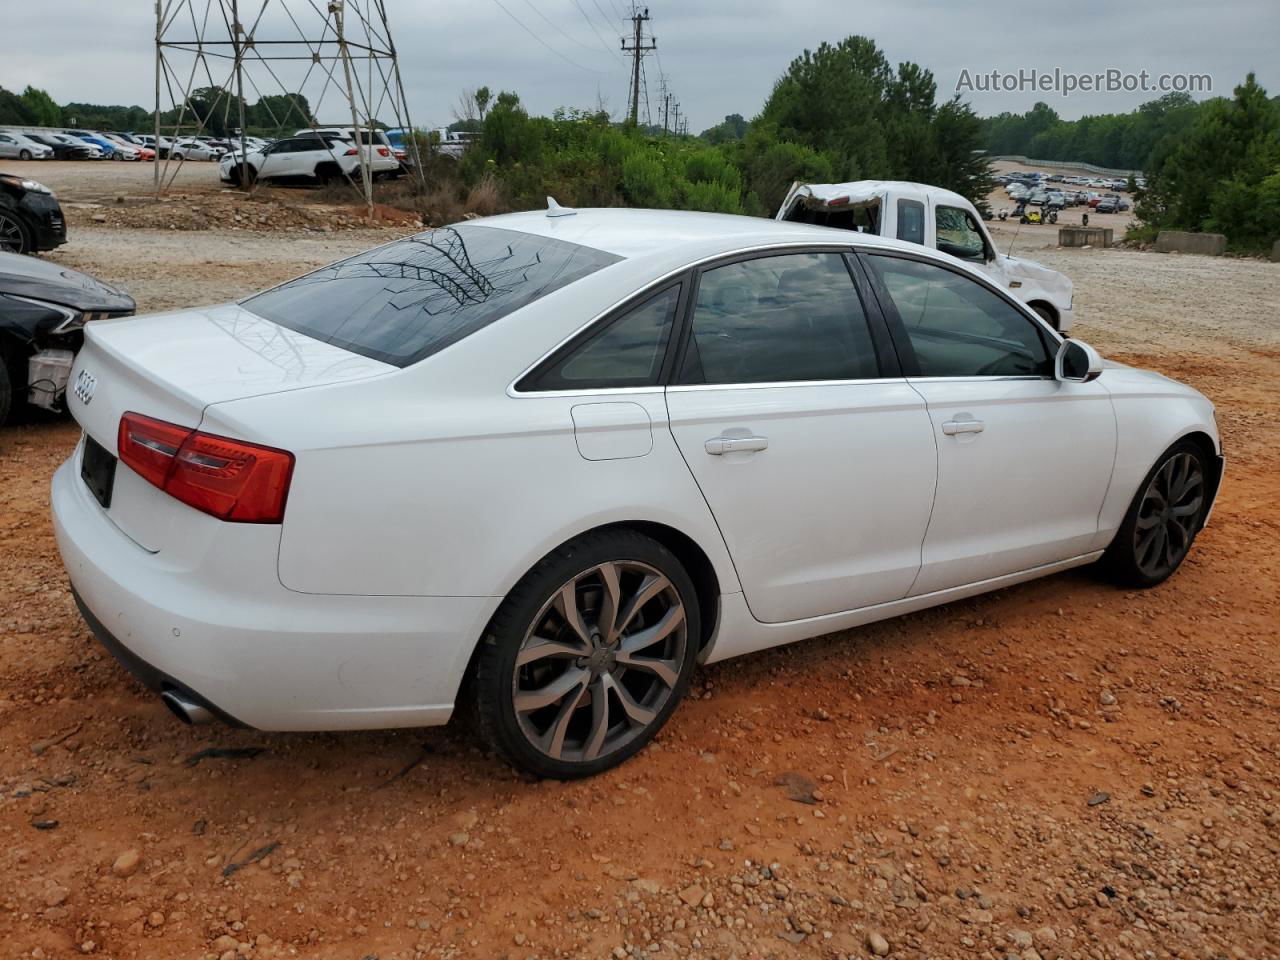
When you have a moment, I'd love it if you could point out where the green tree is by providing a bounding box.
[0,86,34,125]
[21,86,62,126]
[699,113,748,145]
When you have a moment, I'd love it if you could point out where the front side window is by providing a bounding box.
[524,284,681,390]
[897,199,925,245]
[679,252,879,385]
[244,225,622,367]
[935,205,987,261]
[869,255,1051,378]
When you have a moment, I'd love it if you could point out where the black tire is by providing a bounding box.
[472,528,700,779]
[1099,439,1212,588]
[19,149,32,161]
[228,162,256,187]
[0,207,32,255]
[1030,303,1058,330]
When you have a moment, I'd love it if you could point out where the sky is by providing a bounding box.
[5,0,1279,132]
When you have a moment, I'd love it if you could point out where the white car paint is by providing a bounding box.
[219,134,398,183]
[52,208,1220,734]
[776,180,1077,331]
[170,140,223,161]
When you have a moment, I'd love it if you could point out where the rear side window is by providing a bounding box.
[523,284,681,391]
[897,199,925,244]
[243,225,622,367]
[678,252,879,385]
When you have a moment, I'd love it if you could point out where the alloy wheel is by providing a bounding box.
[512,560,687,765]
[0,212,27,254]
[1133,451,1204,579]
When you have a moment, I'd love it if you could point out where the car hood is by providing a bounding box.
[0,252,135,313]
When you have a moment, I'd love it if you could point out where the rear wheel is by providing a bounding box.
[473,529,700,779]
[1100,440,1211,587]
[0,208,31,254]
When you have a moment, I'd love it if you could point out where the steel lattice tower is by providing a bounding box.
[154,0,425,212]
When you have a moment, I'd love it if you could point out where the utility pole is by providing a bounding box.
[621,6,655,127]
[671,100,680,138]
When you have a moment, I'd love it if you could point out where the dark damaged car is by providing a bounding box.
[0,252,134,426]
[0,172,67,255]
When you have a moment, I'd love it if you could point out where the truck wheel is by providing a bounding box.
[1030,304,1058,330]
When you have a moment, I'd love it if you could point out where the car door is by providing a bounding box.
[862,251,1116,596]
[0,134,18,159]
[664,249,937,624]
[257,139,296,177]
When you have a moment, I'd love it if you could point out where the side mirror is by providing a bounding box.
[1055,338,1103,383]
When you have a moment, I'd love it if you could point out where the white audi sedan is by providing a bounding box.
[52,208,1222,778]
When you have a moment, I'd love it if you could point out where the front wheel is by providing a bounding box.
[472,529,700,779]
[19,149,32,161]
[1100,440,1212,587]
[0,208,31,254]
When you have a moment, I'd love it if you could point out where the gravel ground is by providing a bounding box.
[1,191,1278,960]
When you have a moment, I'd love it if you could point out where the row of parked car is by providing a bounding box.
[1007,183,1131,212]
[999,171,1144,193]
[0,127,251,162]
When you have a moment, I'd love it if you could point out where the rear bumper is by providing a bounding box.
[51,449,499,731]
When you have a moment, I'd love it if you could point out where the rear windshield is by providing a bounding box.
[242,224,622,367]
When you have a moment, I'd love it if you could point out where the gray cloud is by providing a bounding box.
[5,0,1278,132]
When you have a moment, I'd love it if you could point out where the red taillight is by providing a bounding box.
[376,147,389,157]
[117,413,294,523]
[344,147,358,156]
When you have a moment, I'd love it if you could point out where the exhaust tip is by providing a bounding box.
[161,690,215,726]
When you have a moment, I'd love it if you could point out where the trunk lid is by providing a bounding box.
[67,303,393,551]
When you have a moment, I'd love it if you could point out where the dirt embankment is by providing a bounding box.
[1,195,1278,960]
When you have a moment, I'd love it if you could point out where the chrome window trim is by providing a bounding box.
[667,376,905,393]
[905,374,1053,384]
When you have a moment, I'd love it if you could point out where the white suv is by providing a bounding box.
[220,134,398,186]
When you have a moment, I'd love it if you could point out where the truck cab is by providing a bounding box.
[776,180,1075,332]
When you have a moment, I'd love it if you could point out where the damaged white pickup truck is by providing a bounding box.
[776,180,1075,332]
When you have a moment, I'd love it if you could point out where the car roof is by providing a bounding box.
[792,179,976,210]
[465,207,928,261]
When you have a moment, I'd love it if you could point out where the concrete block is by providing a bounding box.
[1058,226,1113,248]
[1155,231,1226,256]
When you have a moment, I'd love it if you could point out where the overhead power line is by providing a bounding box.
[570,0,623,62]
[489,0,601,73]
[518,0,602,55]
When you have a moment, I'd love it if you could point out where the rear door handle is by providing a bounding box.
[942,419,985,436]
[705,436,769,455]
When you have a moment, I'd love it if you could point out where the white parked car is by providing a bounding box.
[219,133,397,185]
[777,181,1077,331]
[170,139,223,161]
[52,208,1222,778]
[0,131,53,160]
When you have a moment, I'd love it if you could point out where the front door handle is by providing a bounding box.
[705,436,769,455]
[942,418,985,436]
